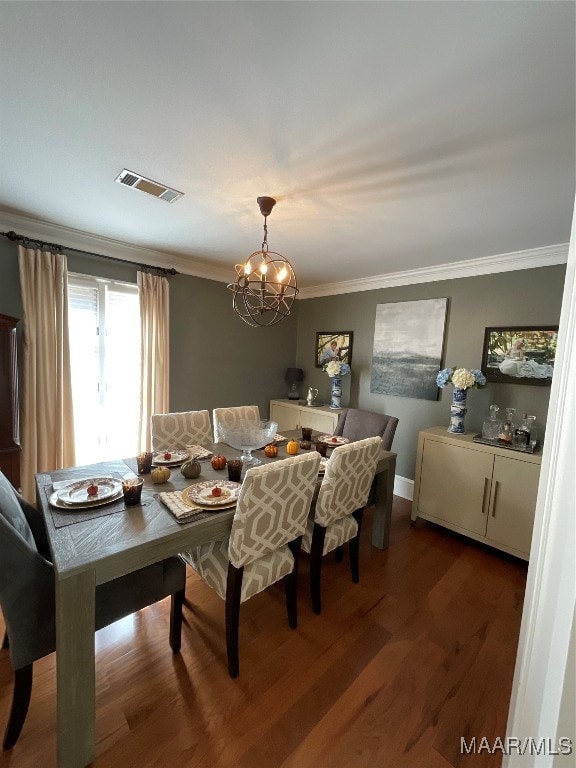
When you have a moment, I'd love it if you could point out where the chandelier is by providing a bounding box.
[228,196,299,327]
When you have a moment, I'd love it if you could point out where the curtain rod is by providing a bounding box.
[1,230,178,276]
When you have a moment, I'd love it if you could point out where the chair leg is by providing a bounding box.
[3,665,33,751]
[2,632,8,649]
[169,588,185,653]
[349,508,364,584]
[285,537,302,629]
[225,564,244,679]
[310,524,327,615]
[334,545,344,563]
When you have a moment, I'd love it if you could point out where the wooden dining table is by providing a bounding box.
[35,431,396,768]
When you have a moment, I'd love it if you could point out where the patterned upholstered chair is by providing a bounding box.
[181,452,321,678]
[333,408,398,451]
[302,437,381,614]
[0,470,186,750]
[151,409,213,450]
[212,405,260,444]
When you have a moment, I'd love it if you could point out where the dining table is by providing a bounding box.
[35,430,396,768]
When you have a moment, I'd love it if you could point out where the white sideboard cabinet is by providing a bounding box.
[412,427,541,560]
[269,399,339,435]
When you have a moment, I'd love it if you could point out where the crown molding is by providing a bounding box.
[0,209,232,283]
[298,243,570,299]
[1,210,568,297]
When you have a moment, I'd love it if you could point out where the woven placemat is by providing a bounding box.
[44,460,136,528]
[158,490,235,525]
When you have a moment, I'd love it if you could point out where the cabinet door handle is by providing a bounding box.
[490,480,500,517]
[481,477,490,515]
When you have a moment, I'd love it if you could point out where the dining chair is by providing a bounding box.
[302,436,381,615]
[0,470,186,751]
[212,405,260,444]
[151,409,213,450]
[181,452,321,678]
[333,407,398,451]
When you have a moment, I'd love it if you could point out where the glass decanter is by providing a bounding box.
[505,408,516,429]
[482,404,502,440]
[498,407,516,444]
[527,415,538,448]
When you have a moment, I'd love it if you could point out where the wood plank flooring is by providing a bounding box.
[0,497,527,767]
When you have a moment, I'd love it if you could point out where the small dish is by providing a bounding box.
[316,435,349,446]
[152,449,189,466]
[186,480,241,507]
[49,489,123,511]
[57,477,122,506]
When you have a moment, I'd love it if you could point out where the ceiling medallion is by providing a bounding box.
[227,197,299,327]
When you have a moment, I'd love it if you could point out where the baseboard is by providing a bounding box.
[393,475,414,501]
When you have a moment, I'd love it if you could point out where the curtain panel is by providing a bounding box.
[138,271,169,451]
[17,246,75,500]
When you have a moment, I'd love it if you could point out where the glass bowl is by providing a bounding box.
[219,419,278,466]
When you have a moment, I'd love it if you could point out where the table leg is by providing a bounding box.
[371,456,396,550]
[56,570,96,768]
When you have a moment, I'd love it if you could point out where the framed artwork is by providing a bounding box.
[370,298,448,400]
[481,326,558,386]
[315,331,353,368]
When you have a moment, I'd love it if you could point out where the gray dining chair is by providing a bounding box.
[333,407,398,451]
[181,452,320,678]
[0,470,186,751]
[301,437,381,614]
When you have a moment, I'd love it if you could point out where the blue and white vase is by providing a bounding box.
[329,376,342,410]
[448,387,468,433]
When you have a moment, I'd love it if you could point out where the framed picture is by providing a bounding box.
[315,331,353,368]
[481,326,558,386]
[370,298,448,400]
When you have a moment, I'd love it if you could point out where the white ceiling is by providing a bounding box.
[0,1,574,292]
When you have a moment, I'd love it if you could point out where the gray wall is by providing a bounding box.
[1,235,566,481]
[168,272,297,416]
[295,266,566,480]
[0,238,298,420]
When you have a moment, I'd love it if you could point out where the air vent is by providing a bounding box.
[114,169,184,203]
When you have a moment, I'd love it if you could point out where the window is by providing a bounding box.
[68,273,140,465]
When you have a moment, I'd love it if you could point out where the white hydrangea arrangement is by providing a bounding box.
[436,367,486,390]
[324,359,351,378]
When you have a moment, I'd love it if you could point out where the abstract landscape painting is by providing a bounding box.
[370,298,447,400]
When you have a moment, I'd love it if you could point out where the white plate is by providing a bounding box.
[152,449,189,466]
[317,435,349,446]
[272,433,288,443]
[186,480,241,507]
[50,489,123,511]
[57,477,122,506]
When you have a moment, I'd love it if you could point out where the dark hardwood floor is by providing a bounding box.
[0,497,527,767]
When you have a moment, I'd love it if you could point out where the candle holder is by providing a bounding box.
[122,476,144,506]
[136,452,153,474]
